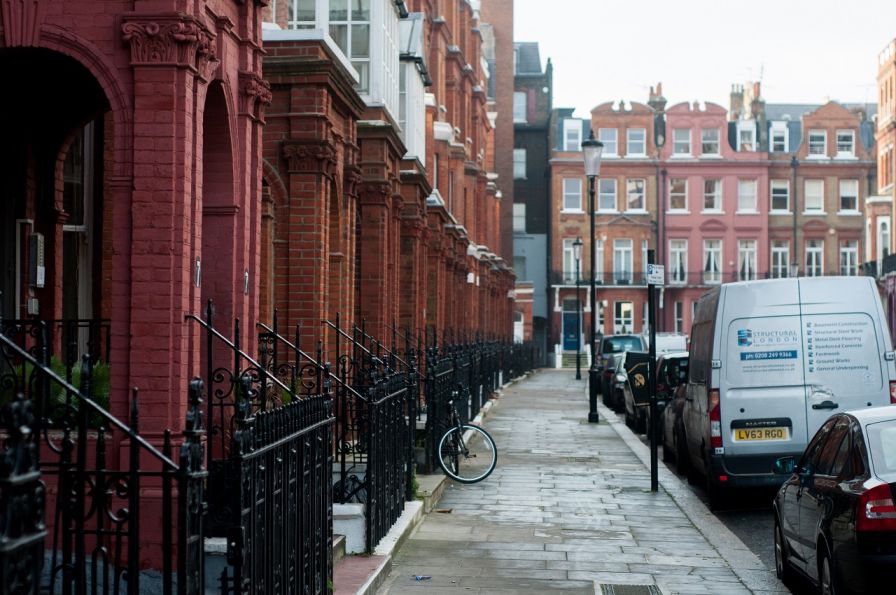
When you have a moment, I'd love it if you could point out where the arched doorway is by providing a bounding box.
[200,82,236,322]
[0,47,112,363]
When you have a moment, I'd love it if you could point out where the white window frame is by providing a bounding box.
[614,301,634,334]
[770,123,788,152]
[703,239,722,284]
[770,180,790,213]
[595,239,605,283]
[808,129,827,158]
[737,239,757,281]
[562,238,578,283]
[737,179,758,213]
[668,178,688,212]
[641,239,648,281]
[513,91,527,123]
[702,178,721,212]
[806,239,824,277]
[599,128,618,157]
[626,128,646,157]
[513,148,526,179]
[626,178,646,212]
[562,178,583,212]
[669,239,687,284]
[700,128,720,156]
[839,240,858,276]
[513,203,526,232]
[672,129,691,156]
[878,218,891,263]
[563,119,582,152]
[835,129,855,158]
[737,121,755,152]
[674,301,684,333]
[771,240,790,278]
[598,178,617,212]
[804,179,824,213]
[838,179,859,213]
[613,239,633,284]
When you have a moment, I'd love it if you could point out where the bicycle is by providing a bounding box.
[436,388,498,483]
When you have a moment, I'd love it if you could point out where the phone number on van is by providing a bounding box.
[740,350,798,361]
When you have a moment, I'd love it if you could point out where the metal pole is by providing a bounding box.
[648,249,658,492]
[575,255,581,380]
[587,175,599,422]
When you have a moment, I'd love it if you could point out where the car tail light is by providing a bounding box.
[857,484,896,532]
[889,380,896,404]
[709,388,722,449]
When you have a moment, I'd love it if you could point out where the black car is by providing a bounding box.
[600,352,625,410]
[651,351,688,456]
[594,333,646,395]
[773,407,896,594]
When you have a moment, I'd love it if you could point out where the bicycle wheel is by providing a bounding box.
[437,424,497,483]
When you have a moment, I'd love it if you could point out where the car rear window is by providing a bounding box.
[603,336,643,354]
[866,419,896,481]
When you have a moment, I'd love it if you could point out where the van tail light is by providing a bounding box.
[857,484,896,532]
[889,380,896,404]
[709,388,722,449]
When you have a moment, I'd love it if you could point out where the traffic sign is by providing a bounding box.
[647,264,665,286]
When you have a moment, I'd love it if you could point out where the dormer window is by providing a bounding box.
[770,123,788,152]
[808,130,827,157]
[563,119,582,152]
[737,122,755,151]
[836,130,855,157]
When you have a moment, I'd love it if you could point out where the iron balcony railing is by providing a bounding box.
[549,270,649,286]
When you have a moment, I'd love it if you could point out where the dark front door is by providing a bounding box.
[562,312,579,351]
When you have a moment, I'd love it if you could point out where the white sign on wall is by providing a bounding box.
[647,264,665,286]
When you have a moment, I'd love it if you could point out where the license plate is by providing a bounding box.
[734,427,789,441]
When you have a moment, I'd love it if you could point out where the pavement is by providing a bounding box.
[372,369,790,595]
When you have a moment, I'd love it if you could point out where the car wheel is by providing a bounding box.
[819,546,839,595]
[624,406,633,428]
[676,428,691,477]
[773,517,794,584]
[635,409,647,434]
[662,437,674,463]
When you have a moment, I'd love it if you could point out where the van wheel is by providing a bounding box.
[705,472,727,510]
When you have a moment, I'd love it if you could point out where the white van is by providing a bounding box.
[681,277,896,507]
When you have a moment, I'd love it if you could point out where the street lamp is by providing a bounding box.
[573,236,583,380]
[582,129,604,423]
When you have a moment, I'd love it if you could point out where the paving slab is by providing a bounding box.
[375,370,785,594]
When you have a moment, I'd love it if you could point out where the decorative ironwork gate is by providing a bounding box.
[0,318,207,595]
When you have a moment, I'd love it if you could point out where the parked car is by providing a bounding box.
[594,334,647,394]
[681,276,896,509]
[645,332,689,355]
[650,351,688,457]
[601,352,626,410]
[612,353,632,418]
[773,407,896,594]
[621,351,650,433]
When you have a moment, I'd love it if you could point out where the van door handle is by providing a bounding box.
[811,400,839,410]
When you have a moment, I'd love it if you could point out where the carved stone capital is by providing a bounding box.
[343,165,363,198]
[1,0,46,46]
[358,180,394,206]
[121,16,218,77]
[281,141,337,178]
[239,71,272,119]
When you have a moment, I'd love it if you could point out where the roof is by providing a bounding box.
[514,42,542,75]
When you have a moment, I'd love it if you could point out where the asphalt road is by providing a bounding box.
[624,413,818,594]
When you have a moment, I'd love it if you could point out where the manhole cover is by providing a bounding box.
[596,585,663,595]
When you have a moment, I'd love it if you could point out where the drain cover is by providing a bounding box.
[596,585,663,595]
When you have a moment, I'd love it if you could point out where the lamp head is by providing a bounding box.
[581,129,604,177]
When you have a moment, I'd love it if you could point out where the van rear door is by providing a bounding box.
[797,277,891,437]
[720,280,808,459]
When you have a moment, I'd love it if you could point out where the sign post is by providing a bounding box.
[646,256,664,492]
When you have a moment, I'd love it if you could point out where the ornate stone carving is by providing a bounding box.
[343,165,363,198]
[121,16,218,77]
[282,141,337,178]
[239,71,272,119]
[1,0,46,46]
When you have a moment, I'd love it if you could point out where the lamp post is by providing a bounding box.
[573,237,583,380]
[582,129,604,423]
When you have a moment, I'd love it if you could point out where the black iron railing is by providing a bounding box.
[323,316,414,552]
[0,320,207,595]
[187,302,335,594]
